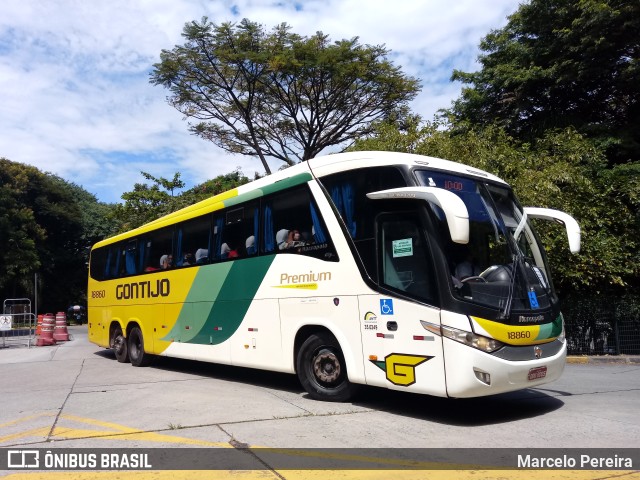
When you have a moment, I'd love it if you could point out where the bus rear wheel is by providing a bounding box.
[128,326,152,367]
[296,332,355,402]
[112,326,129,363]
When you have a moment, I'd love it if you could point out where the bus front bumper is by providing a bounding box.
[443,337,567,398]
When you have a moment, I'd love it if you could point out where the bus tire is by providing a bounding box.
[112,326,129,363]
[128,326,152,367]
[296,332,356,402]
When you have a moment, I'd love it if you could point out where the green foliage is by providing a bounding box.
[151,17,420,172]
[110,169,251,232]
[0,158,118,311]
[353,123,639,295]
[110,172,185,232]
[0,160,44,293]
[178,169,252,207]
[448,0,640,164]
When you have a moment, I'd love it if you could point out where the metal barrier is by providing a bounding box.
[563,294,640,355]
[1,299,36,348]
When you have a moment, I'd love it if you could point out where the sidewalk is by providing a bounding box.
[566,355,640,364]
[3,327,639,365]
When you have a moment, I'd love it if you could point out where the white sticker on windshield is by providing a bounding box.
[532,266,548,289]
[392,238,413,258]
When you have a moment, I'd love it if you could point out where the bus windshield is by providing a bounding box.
[415,170,555,317]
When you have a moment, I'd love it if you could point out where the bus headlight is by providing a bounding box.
[441,325,504,353]
[420,321,504,353]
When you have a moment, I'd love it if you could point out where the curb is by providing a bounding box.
[566,355,640,364]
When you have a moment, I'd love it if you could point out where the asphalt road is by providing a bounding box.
[1,325,639,479]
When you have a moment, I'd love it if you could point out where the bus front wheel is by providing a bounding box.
[128,326,152,367]
[297,332,355,402]
[112,326,129,363]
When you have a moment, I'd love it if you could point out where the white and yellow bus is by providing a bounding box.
[88,151,580,401]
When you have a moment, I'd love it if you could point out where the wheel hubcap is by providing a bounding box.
[313,349,341,383]
[114,336,125,354]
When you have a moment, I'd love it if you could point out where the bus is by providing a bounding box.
[88,151,580,401]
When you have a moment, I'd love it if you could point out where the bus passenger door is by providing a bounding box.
[360,212,447,396]
[360,295,446,396]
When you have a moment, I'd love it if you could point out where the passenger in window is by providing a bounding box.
[276,229,289,250]
[246,236,256,255]
[160,254,173,269]
[195,249,209,264]
[182,253,194,266]
[280,229,307,250]
[221,242,239,259]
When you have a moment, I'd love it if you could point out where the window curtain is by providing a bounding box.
[309,201,327,243]
[264,203,274,252]
[247,207,259,255]
[104,250,112,279]
[331,183,356,238]
[125,249,137,275]
[112,249,121,278]
[214,217,224,260]
[138,241,145,272]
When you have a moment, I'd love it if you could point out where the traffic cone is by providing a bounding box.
[35,314,43,336]
[53,312,69,341]
[36,313,57,346]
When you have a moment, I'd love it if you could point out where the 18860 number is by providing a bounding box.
[508,331,531,340]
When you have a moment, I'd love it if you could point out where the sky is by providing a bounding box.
[0,0,522,204]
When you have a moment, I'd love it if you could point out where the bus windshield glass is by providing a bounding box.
[415,170,555,316]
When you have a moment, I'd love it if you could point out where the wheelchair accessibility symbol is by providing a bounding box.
[380,299,394,315]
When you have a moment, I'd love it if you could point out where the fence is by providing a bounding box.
[1,298,36,348]
[2,295,638,354]
[563,294,640,355]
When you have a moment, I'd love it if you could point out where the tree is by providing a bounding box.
[110,170,250,231]
[352,123,639,295]
[0,158,118,311]
[151,18,420,173]
[110,172,186,231]
[448,0,640,164]
[0,159,44,296]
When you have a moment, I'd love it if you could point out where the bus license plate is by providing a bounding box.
[528,366,547,381]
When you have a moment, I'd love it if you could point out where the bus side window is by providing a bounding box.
[321,166,406,276]
[124,240,140,276]
[378,213,437,304]
[177,215,211,267]
[107,245,121,279]
[142,227,174,272]
[222,202,259,259]
[264,186,337,261]
[89,247,108,281]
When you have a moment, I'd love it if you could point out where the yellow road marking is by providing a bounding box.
[0,427,51,444]
[3,414,639,479]
[0,413,55,429]
[2,470,639,480]
[1,414,229,447]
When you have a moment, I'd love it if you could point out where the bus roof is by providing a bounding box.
[308,151,506,184]
[93,151,506,249]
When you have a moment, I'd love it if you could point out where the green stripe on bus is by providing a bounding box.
[162,262,234,343]
[536,315,563,340]
[259,173,313,196]
[187,255,276,345]
[223,172,313,210]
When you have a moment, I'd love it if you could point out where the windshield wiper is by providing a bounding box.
[498,253,519,321]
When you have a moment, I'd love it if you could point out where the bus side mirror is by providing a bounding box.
[367,187,470,244]
[523,207,581,254]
